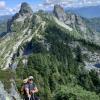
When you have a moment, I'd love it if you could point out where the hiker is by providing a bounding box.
[24,76,40,100]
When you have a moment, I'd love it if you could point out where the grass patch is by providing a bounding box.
[0,69,15,91]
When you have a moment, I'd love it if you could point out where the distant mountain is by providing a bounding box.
[88,17,100,32]
[54,5,99,43]
[0,15,12,36]
[0,22,7,36]
[82,16,100,32]
[0,15,12,22]
[66,5,100,18]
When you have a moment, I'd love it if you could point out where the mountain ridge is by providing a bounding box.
[0,2,100,100]
[65,5,100,18]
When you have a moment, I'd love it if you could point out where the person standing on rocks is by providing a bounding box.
[24,76,39,100]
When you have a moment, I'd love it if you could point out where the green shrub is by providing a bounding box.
[54,85,100,100]
[0,69,14,90]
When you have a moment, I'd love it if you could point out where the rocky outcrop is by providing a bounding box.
[54,5,67,22]
[0,81,11,100]
[13,2,33,20]
[53,5,87,32]
[0,81,21,100]
[32,14,42,25]
[19,2,33,16]
[10,80,21,100]
[53,5,100,45]
[7,2,33,32]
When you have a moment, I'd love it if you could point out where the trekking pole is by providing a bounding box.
[28,96,31,100]
[32,93,35,100]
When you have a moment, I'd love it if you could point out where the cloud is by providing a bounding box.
[31,3,50,12]
[6,3,21,14]
[44,0,100,8]
[31,0,100,12]
[0,0,100,16]
[0,2,21,16]
[0,1,6,9]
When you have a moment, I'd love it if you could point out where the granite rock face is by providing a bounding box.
[53,5,87,33]
[19,2,33,16]
[0,81,10,100]
[54,5,67,22]
[0,81,21,100]
[7,2,33,32]
[53,5,100,45]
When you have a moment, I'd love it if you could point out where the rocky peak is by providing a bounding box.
[53,5,67,21]
[19,2,33,16]
[7,2,33,32]
[53,5,87,33]
[13,2,33,20]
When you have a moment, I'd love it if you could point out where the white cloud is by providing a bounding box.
[0,2,21,16]
[7,3,21,14]
[31,3,49,12]
[0,1,5,9]
[44,0,100,8]
[0,0,100,16]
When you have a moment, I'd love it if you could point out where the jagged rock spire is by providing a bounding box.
[53,5,66,21]
[19,2,33,16]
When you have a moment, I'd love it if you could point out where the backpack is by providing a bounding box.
[20,85,25,95]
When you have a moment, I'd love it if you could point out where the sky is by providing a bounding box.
[0,0,100,16]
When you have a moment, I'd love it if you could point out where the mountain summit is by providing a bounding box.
[13,2,33,20]
[54,5,66,21]
[19,2,33,16]
[53,5,100,44]
[7,2,33,32]
[54,5,86,32]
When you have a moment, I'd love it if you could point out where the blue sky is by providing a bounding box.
[0,0,100,15]
[0,0,44,15]
[5,0,43,8]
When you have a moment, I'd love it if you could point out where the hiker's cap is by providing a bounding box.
[28,76,33,80]
[23,78,28,83]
